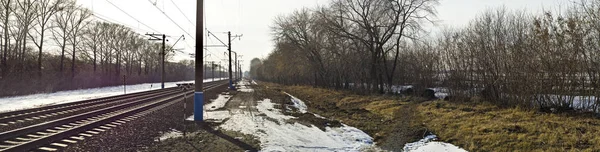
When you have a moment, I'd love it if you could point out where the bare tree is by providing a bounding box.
[51,0,75,73]
[29,0,65,76]
[0,0,12,73]
[67,6,91,78]
[13,0,38,69]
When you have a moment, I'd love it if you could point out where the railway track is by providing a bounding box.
[0,80,228,152]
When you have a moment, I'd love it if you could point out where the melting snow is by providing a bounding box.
[283,92,308,113]
[204,94,233,111]
[236,80,255,92]
[403,135,466,152]
[156,129,183,141]
[219,99,378,152]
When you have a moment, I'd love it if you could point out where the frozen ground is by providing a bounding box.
[0,78,227,112]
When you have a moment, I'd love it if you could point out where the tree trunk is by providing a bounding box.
[71,36,76,78]
[38,30,44,77]
[60,38,65,72]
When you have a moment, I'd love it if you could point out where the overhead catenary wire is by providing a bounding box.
[105,0,160,33]
[169,0,195,26]
[147,0,195,40]
[91,13,152,34]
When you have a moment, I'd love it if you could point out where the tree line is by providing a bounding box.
[0,0,217,97]
[251,0,600,112]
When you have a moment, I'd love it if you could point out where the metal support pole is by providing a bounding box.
[212,61,215,81]
[194,0,204,122]
[228,32,234,90]
[162,34,165,89]
[234,54,237,82]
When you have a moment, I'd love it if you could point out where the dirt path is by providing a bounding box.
[224,89,258,120]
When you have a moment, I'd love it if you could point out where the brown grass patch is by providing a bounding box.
[418,100,600,151]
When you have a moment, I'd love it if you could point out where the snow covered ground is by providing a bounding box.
[0,78,227,112]
[219,98,378,151]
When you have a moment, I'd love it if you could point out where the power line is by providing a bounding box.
[91,13,152,34]
[169,0,194,26]
[105,0,160,33]
[147,0,195,40]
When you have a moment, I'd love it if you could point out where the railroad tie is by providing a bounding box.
[93,128,106,132]
[38,147,58,151]
[50,142,68,148]
[4,140,23,144]
[70,136,84,141]
[0,144,12,148]
[36,131,51,135]
[15,137,33,141]
[61,139,77,144]
[27,134,43,138]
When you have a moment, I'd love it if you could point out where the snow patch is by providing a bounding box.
[204,94,233,111]
[236,80,254,92]
[283,92,308,113]
[157,129,183,141]
[403,135,466,152]
[219,99,377,152]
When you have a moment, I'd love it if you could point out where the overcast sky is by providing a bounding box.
[78,0,569,71]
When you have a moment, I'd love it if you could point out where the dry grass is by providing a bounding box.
[261,82,426,151]
[418,100,600,151]
[262,82,600,151]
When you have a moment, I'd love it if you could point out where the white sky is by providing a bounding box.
[77,0,569,71]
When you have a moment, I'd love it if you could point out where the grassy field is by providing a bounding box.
[262,82,600,151]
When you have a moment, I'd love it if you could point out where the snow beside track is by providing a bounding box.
[204,94,233,111]
[0,78,227,112]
